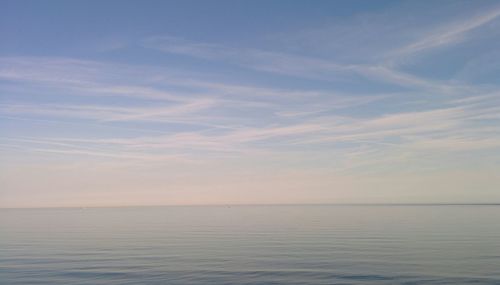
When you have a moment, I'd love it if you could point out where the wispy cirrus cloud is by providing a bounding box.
[0,56,388,103]
[142,35,477,94]
[139,4,500,96]
[0,56,391,131]
[143,36,355,81]
[5,91,497,164]
[1,5,499,172]
[392,7,500,58]
[0,100,216,122]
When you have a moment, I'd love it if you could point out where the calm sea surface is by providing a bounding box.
[1,205,500,284]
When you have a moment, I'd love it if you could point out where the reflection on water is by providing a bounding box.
[1,205,500,284]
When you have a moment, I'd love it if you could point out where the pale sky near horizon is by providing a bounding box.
[1,0,500,208]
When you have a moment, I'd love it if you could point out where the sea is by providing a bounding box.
[1,205,500,284]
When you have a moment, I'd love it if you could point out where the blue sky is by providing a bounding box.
[1,0,500,207]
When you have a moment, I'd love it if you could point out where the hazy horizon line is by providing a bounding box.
[2,202,500,210]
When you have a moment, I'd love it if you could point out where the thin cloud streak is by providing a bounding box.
[142,36,477,94]
[393,7,500,58]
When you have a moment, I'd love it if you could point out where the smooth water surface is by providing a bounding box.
[1,205,500,284]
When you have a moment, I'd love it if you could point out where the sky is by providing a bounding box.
[1,0,500,208]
